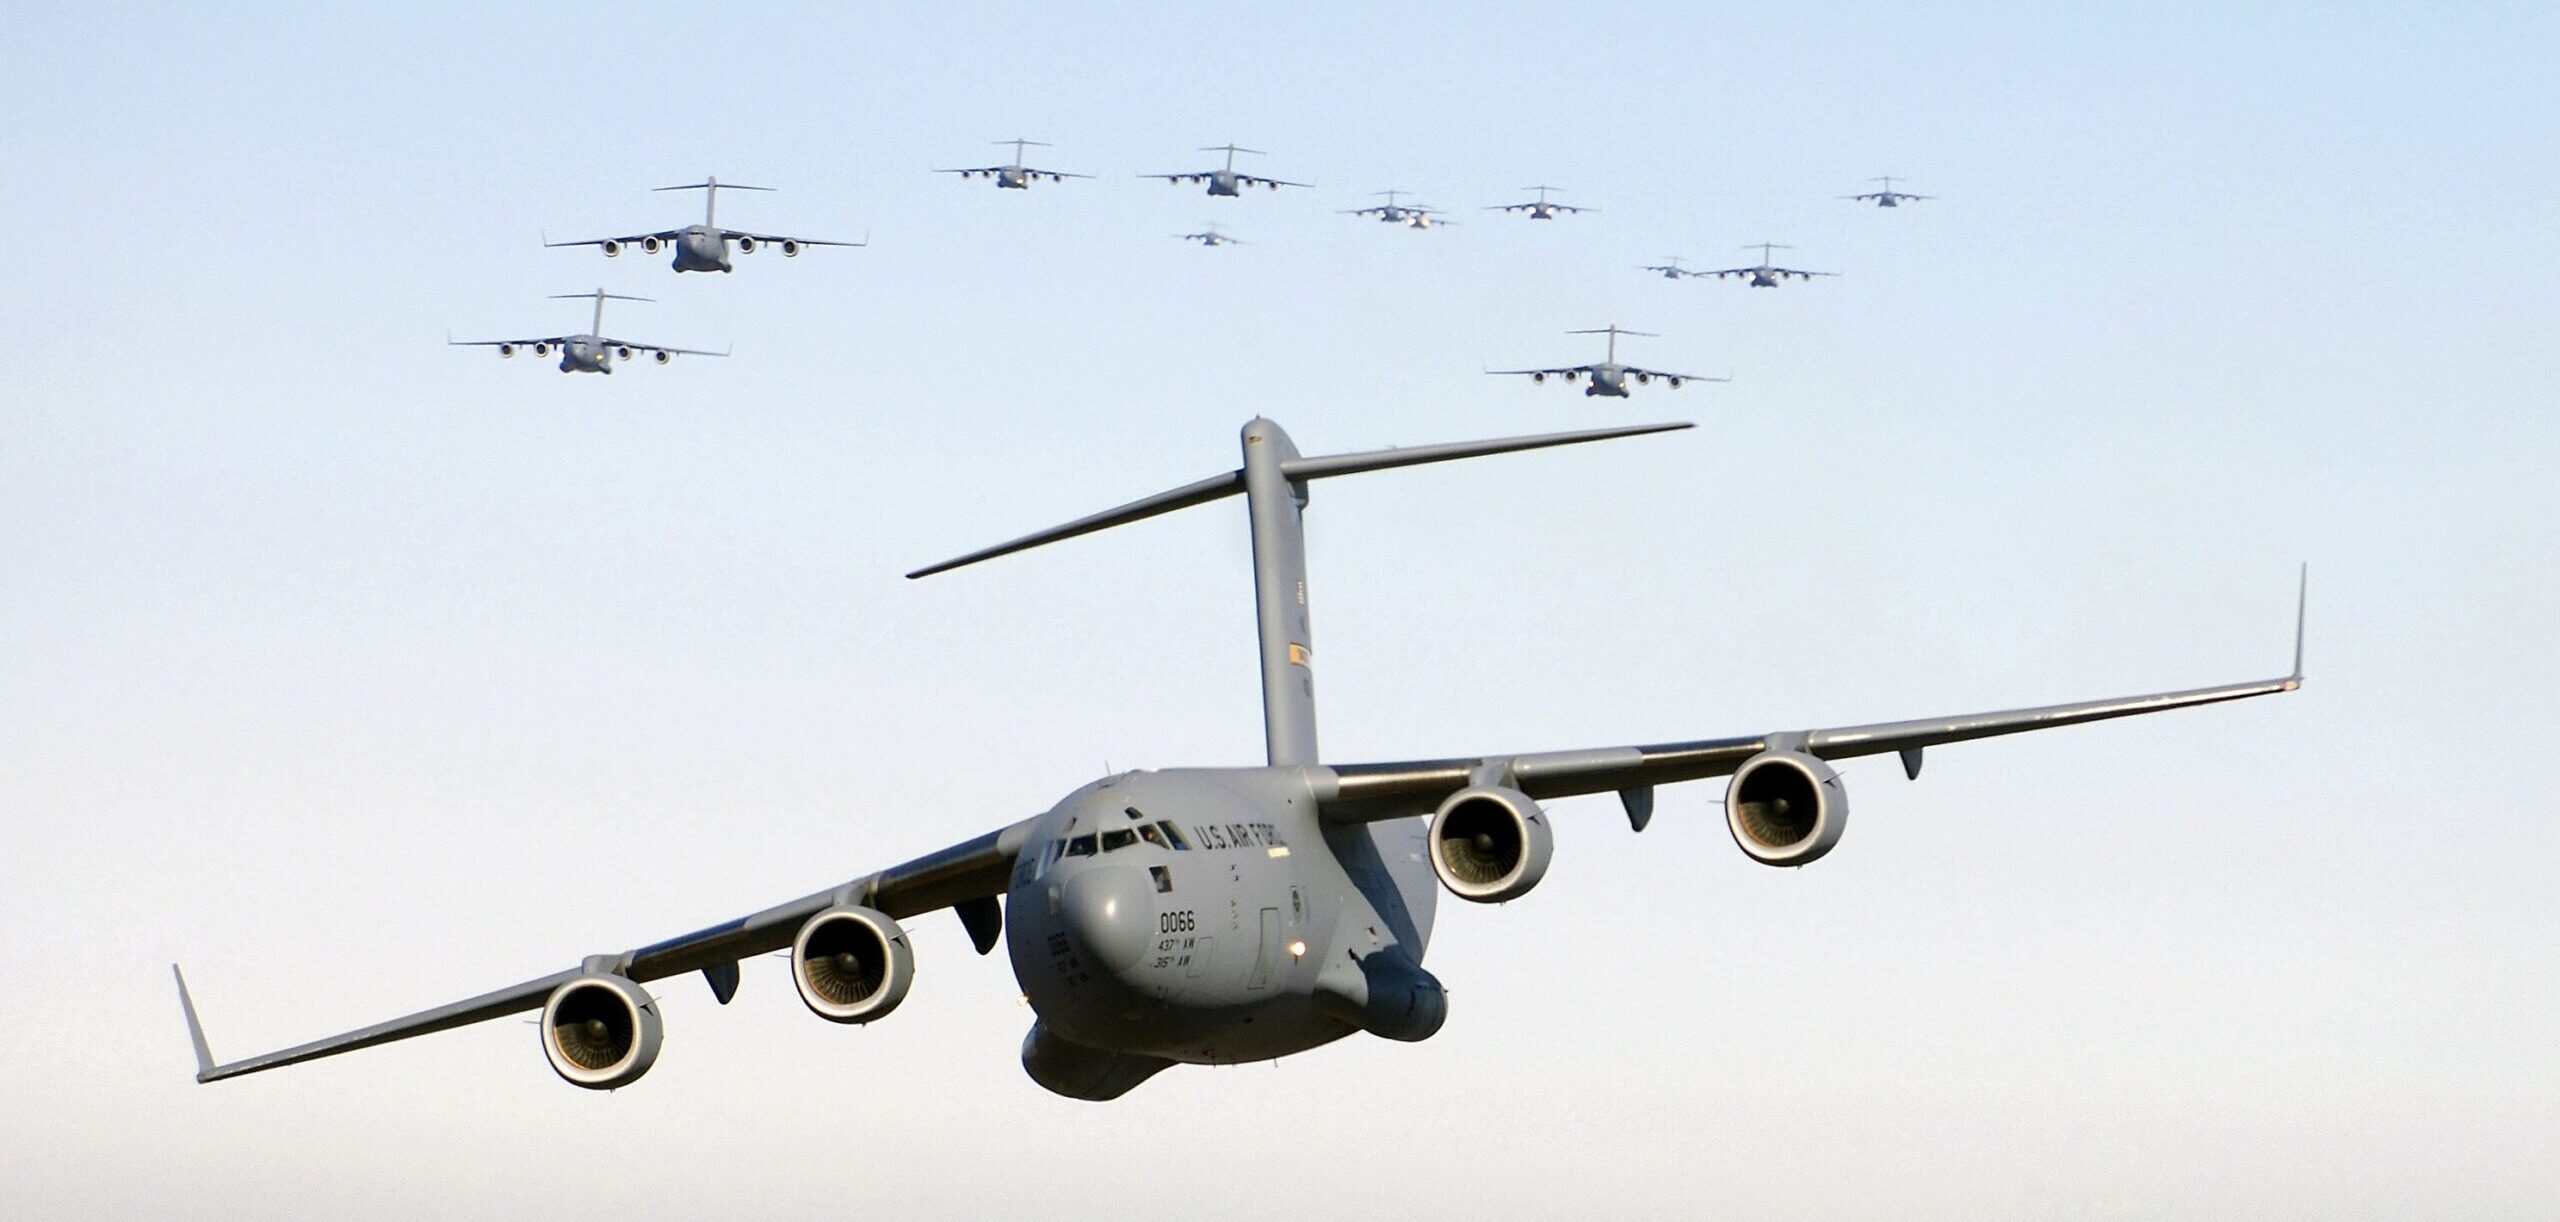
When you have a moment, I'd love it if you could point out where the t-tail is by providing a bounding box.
[907,418,1692,766]
[655,175,775,227]
[551,288,652,335]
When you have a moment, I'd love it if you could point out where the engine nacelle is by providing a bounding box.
[1724,750,1847,867]
[1531,371,1547,384]
[1428,785,1554,903]
[653,349,672,365]
[1563,370,1580,382]
[781,240,802,257]
[641,235,663,254]
[791,906,914,1023]
[1636,372,1652,385]
[736,236,758,254]
[600,240,621,257]
[532,342,551,356]
[1667,376,1684,388]
[496,343,515,358]
[539,974,662,1090]
[614,345,633,361]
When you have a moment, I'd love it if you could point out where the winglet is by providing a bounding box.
[172,964,216,1082]
[2288,564,2307,687]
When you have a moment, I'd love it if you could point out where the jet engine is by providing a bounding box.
[1636,372,1652,385]
[653,350,672,365]
[641,236,663,254]
[1427,785,1553,903]
[615,346,633,361]
[1531,372,1547,384]
[1667,376,1684,388]
[1724,750,1847,867]
[781,240,802,257]
[600,240,621,257]
[539,974,662,1090]
[1563,370,1580,382]
[791,906,914,1024]
[532,342,552,356]
[737,236,758,254]
[496,344,515,358]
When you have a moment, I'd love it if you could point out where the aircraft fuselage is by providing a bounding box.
[998,167,1031,189]
[1002,767,1444,1097]
[555,334,615,374]
[1585,364,1631,396]
[669,226,734,273]
[1206,169,1242,196]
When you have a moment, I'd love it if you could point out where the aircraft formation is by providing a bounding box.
[177,145,2304,1105]
[449,139,1936,385]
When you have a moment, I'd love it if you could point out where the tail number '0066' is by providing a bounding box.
[1159,910,1197,934]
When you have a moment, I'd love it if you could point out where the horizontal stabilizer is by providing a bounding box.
[1279,422,1690,482]
[907,470,1246,578]
[908,421,1690,581]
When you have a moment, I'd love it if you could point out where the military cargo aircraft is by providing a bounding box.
[1143,144,1310,196]
[1486,185,1591,219]
[546,176,862,272]
[174,421,2300,1100]
[938,139,1092,190]
[447,289,727,374]
[1696,243,1838,288]
[1844,176,1933,207]
[1491,325,1726,397]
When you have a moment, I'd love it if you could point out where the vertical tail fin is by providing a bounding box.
[908,419,1692,765]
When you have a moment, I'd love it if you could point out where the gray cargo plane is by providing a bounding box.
[1144,144,1310,196]
[1179,224,1243,247]
[1642,256,1703,279]
[1698,243,1838,288]
[1486,185,1591,219]
[171,417,2302,1101]
[938,139,1093,189]
[1491,325,1727,396]
[1845,176,1932,207]
[1344,191,1453,230]
[546,176,863,272]
[447,289,727,374]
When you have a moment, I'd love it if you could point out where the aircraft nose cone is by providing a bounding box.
[1059,866,1157,975]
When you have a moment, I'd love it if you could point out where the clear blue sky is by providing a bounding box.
[2,3,2553,1219]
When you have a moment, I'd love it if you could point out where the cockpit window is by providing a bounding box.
[1157,822,1192,851]
[1101,829,1138,852]
[1137,824,1168,850]
[1064,834,1098,858]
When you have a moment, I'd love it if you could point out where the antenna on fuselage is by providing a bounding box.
[908,419,1692,766]
[656,176,774,228]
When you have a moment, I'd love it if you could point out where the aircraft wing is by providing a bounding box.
[1317,582,2304,824]
[447,334,569,349]
[721,229,865,248]
[175,817,1038,1084]
[1022,166,1093,179]
[1773,268,1838,279]
[1141,172,1208,183]
[601,336,732,358]
[1621,366,1728,383]
[545,230,679,249]
[1235,174,1312,189]
[1485,364,1597,378]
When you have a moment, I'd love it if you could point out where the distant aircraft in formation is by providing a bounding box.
[1642,256,1703,280]
[1343,189,1429,224]
[1144,144,1311,196]
[1179,224,1243,247]
[173,417,2303,1101]
[546,177,863,272]
[938,139,1093,189]
[1486,185,1590,219]
[1491,325,1725,397]
[447,289,727,374]
[1697,243,1838,288]
[1845,176,1932,207]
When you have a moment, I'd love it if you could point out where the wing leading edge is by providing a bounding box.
[176,817,1035,1084]
[1318,573,2304,824]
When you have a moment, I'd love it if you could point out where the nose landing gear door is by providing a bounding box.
[1247,907,1281,989]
